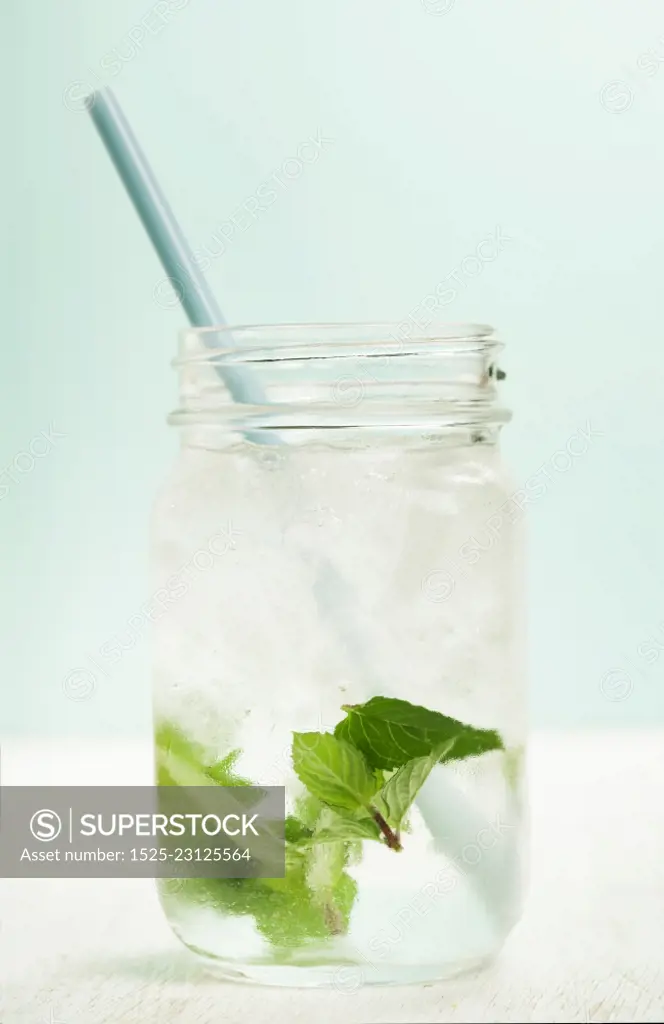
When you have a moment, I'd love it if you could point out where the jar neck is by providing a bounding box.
[169,323,511,448]
[177,423,505,453]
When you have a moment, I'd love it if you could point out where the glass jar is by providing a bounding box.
[152,323,527,988]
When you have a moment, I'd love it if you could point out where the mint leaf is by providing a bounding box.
[155,720,205,766]
[373,748,448,829]
[284,816,314,844]
[314,817,381,843]
[176,832,359,947]
[176,868,357,948]
[286,802,381,847]
[312,805,381,844]
[289,820,380,845]
[156,725,256,794]
[309,844,360,932]
[155,722,218,788]
[306,831,347,892]
[292,732,377,812]
[293,791,325,830]
[340,696,503,770]
[155,726,268,845]
[206,749,253,787]
[259,839,358,943]
[333,716,353,745]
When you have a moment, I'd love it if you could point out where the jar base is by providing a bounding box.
[193,949,496,989]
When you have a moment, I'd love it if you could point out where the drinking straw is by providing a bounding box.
[85,86,516,925]
[85,88,265,407]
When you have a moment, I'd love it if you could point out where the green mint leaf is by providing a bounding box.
[174,846,358,947]
[155,727,266,838]
[340,696,503,770]
[206,749,253,787]
[293,791,326,832]
[286,804,381,847]
[155,720,204,765]
[292,732,377,812]
[176,874,352,948]
[314,817,381,843]
[333,716,353,745]
[258,845,358,944]
[313,805,381,844]
[155,722,218,788]
[372,748,449,829]
[304,827,358,935]
[288,820,380,845]
[285,816,314,844]
[306,819,347,891]
[315,871,358,938]
[155,724,252,788]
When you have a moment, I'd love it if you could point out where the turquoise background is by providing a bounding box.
[3,0,663,735]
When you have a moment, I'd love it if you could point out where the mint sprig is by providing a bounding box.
[291,730,403,849]
[156,695,506,949]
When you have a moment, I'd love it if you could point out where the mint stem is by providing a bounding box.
[322,901,345,935]
[371,808,402,852]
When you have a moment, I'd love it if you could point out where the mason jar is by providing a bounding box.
[152,323,527,987]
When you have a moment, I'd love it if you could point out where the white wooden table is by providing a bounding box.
[2,732,663,1023]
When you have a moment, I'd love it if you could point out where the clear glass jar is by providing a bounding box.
[152,323,527,988]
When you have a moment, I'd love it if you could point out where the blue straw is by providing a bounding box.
[85,87,266,408]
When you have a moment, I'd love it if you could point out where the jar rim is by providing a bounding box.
[179,321,494,335]
[175,323,499,369]
[177,321,494,350]
[171,322,508,436]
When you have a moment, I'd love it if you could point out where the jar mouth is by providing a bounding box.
[174,322,497,366]
[170,322,509,438]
